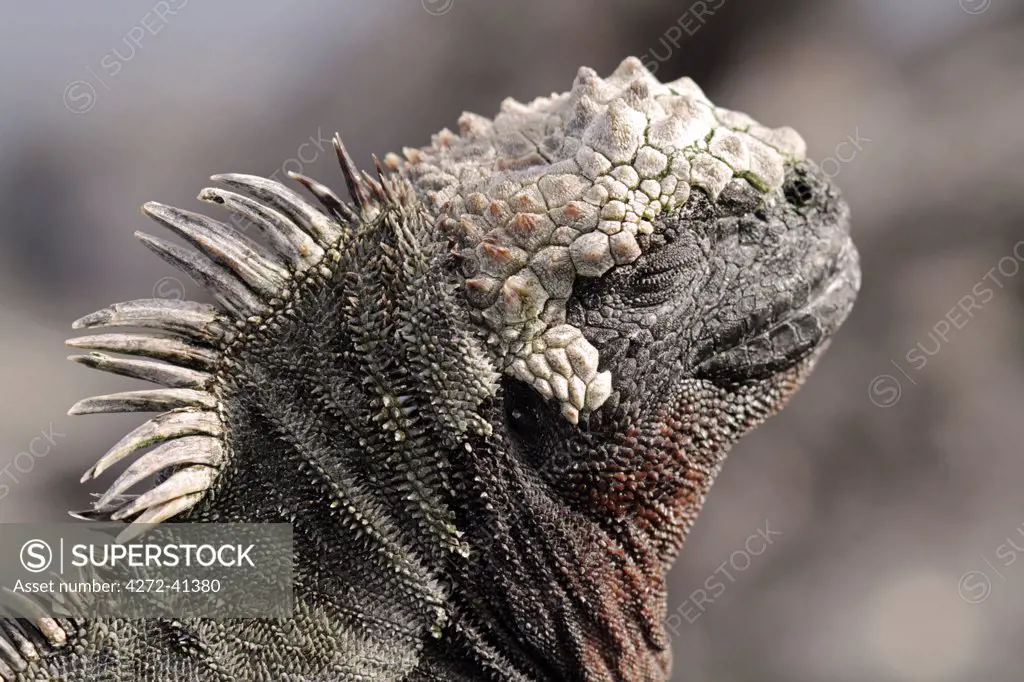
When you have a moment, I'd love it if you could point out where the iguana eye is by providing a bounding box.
[625,241,694,295]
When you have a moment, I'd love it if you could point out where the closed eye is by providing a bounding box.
[622,241,700,302]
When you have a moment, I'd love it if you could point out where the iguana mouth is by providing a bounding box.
[694,236,859,383]
[807,236,860,333]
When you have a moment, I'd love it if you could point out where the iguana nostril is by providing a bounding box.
[785,177,816,207]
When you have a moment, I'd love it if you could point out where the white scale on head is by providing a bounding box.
[395,57,807,423]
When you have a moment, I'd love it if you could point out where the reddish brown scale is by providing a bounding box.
[510,193,539,211]
[505,279,531,299]
[563,201,585,220]
[507,213,538,241]
[480,241,511,261]
[458,216,486,242]
[436,129,458,148]
[682,468,706,484]
[487,201,508,221]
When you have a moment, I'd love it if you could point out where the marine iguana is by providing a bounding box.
[0,57,859,681]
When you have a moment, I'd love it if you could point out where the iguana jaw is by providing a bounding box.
[688,175,860,385]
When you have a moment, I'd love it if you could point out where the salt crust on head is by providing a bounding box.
[395,57,807,423]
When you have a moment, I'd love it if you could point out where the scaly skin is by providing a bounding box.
[1,58,858,681]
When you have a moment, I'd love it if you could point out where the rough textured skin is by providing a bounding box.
[1,58,859,681]
[398,57,808,423]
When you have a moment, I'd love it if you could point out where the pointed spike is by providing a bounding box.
[0,592,64,648]
[0,629,26,674]
[67,509,103,521]
[87,493,138,515]
[52,613,81,633]
[0,618,38,663]
[115,493,204,543]
[286,171,358,223]
[69,353,211,389]
[198,187,324,269]
[141,202,289,297]
[111,466,216,520]
[41,619,67,648]
[83,416,222,485]
[360,169,387,203]
[94,436,223,508]
[50,619,76,642]
[372,154,400,205]
[135,231,265,319]
[210,174,342,245]
[14,617,52,653]
[68,389,217,416]
[72,299,226,343]
[332,133,372,211]
[66,333,218,370]
[82,410,222,482]
[0,614,27,673]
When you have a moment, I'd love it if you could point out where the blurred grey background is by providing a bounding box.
[1,0,1022,680]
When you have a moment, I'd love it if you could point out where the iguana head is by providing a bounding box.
[397,56,857,425]
[44,57,858,680]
